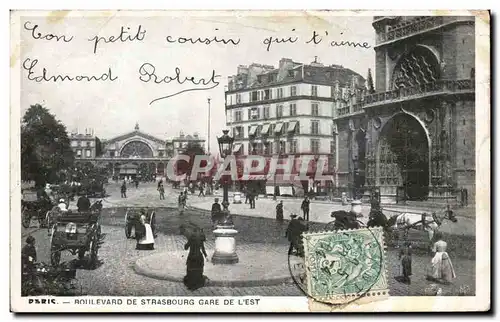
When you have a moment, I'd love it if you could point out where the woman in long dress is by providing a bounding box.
[136,215,155,250]
[427,231,456,284]
[183,227,209,290]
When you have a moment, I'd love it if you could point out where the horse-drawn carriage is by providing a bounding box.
[49,206,102,268]
[21,190,54,228]
[124,208,156,238]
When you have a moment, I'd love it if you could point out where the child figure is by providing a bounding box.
[399,241,413,284]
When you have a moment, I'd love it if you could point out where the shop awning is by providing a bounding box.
[287,121,298,133]
[232,143,243,153]
[261,124,270,135]
[274,123,283,134]
[249,126,258,136]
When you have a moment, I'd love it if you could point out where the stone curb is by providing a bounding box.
[133,255,295,287]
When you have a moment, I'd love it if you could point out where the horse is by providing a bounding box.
[386,206,458,243]
[329,211,361,230]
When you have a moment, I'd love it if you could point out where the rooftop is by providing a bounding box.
[227,57,365,92]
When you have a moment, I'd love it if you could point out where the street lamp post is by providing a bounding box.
[212,129,239,265]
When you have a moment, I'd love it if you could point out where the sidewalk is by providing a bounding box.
[188,195,476,237]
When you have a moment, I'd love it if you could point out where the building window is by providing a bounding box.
[311,120,320,135]
[159,151,164,157]
[289,103,297,116]
[311,103,319,116]
[330,140,336,154]
[276,105,283,118]
[289,140,298,154]
[110,151,115,157]
[250,107,260,120]
[269,124,275,135]
[463,159,466,166]
[463,139,466,145]
[71,141,77,147]
[279,141,286,154]
[235,110,242,122]
[76,149,82,157]
[277,88,283,99]
[251,91,258,102]
[331,86,335,98]
[77,141,81,147]
[290,86,297,97]
[311,139,320,154]
[311,85,318,97]
[288,70,294,77]
[264,89,272,100]
[236,94,241,104]
[85,149,91,157]
[234,126,244,139]
[463,119,466,125]
[263,106,270,119]
[86,141,91,147]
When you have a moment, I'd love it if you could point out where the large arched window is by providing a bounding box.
[392,46,440,89]
[120,141,154,158]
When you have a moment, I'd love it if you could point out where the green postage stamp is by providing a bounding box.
[302,227,389,305]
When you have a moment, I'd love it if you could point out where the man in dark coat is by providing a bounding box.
[276,200,284,222]
[121,181,127,198]
[286,215,307,256]
[211,198,222,225]
[77,194,91,212]
[301,197,310,221]
[22,236,37,272]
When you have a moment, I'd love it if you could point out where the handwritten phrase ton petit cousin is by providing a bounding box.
[21,21,371,105]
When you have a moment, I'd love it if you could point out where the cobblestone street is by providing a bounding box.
[21,182,476,297]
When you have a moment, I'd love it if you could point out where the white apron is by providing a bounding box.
[138,223,155,249]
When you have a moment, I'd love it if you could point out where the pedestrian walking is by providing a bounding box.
[183,226,209,291]
[398,241,413,284]
[135,179,139,189]
[178,192,186,215]
[158,184,165,200]
[286,214,307,256]
[301,196,310,221]
[427,232,456,284]
[121,181,127,198]
[276,200,284,222]
[198,183,205,197]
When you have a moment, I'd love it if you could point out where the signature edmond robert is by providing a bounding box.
[138,63,221,105]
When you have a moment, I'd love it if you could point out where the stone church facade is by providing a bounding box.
[333,16,475,204]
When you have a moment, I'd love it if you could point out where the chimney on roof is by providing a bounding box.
[180,131,185,138]
[194,132,199,138]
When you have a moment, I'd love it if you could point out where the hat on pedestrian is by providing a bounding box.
[26,235,35,244]
[290,214,298,218]
[215,198,219,202]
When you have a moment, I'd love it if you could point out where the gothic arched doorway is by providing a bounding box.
[377,113,430,200]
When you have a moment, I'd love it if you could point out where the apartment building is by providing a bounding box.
[225,58,366,166]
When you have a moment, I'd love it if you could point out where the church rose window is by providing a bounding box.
[392,46,440,89]
[120,141,154,158]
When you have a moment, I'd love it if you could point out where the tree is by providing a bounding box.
[95,137,103,157]
[176,142,207,180]
[367,68,375,94]
[21,104,74,187]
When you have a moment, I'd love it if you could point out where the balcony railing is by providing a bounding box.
[334,79,474,118]
[376,16,474,46]
[363,79,474,107]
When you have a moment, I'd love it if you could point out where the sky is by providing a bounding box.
[17,11,376,153]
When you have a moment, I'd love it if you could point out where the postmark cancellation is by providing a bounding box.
[302,227,389,307]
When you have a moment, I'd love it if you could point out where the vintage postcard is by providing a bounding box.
[10,10,490,312]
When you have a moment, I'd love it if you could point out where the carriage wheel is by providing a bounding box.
[51,249,61,266]
[22,208,31,228]
[125,223,132,239]
[88,238,98,268]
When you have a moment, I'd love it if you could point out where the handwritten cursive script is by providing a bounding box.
[22,58,117,82]
[138,63,221,105]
